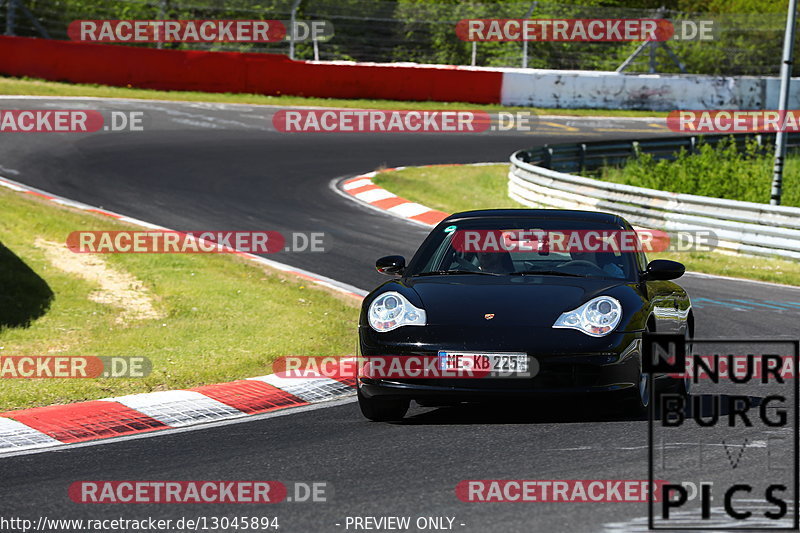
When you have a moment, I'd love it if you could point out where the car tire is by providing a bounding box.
[623,359,650,417]
[628,326,692,416]
[358,388,410,421]
[662,327,693,398]
[664,371,691,398]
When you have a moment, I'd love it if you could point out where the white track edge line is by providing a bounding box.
[0,395,357,459]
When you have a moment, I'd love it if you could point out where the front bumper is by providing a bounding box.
[358,326,645,401]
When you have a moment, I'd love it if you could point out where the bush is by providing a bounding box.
[599,137,800,207]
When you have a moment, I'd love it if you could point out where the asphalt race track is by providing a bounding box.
[1,98,799,532]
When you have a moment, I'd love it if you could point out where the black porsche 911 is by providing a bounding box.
[357,209,693,421]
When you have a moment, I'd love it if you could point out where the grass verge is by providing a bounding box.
[374,164,800,287]
[0,186,359,410]
[0,75,667,118]
[374,164,520,213]
[599,138,800,207]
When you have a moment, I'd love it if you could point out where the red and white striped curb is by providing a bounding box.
[0,175,366,453]
[341,164,668,242]
[341,167,451,227]
[340,163,507,227]
[0,374,356,452]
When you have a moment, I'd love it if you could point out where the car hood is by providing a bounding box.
[405,275,636,327]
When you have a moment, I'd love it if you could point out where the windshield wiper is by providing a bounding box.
[510,270,585,277]
[415,270,502,276]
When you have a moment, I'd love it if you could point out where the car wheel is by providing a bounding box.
[666,368,691,398]
[679,326,693,396]
[358,388,410,421]
[624,361,650,416]
[619,341,650,416]
[663,327,692,398]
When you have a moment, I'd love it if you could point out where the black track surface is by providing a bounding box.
[1,98,798,532]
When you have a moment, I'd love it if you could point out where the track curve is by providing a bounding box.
[1,97,799,532]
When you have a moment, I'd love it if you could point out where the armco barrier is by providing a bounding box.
[509,134,800,260]
[0,36,503,104]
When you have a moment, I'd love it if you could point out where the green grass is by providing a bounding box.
[374,163,800,287]
[374,164,519,213]
[599,138,800,207]
[0,75,667,117]
[0,187,359,410]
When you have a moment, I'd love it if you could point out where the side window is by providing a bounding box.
[422,231,455,272]
[636,249,648,272]
[630,225,649,272]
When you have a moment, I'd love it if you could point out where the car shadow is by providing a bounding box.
[0,241,54,331]
[400,397,636,425]
[398,394,769,426]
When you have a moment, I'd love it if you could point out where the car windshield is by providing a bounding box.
[407,217,641,280]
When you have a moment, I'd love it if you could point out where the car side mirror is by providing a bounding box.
[376,255,405,276]
[643,259,685,281]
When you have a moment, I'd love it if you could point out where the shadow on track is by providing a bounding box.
[0,241,53,331]
[399,396,638,425]
[395,394,769,426]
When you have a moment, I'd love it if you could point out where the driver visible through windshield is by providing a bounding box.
[409,217,643,280]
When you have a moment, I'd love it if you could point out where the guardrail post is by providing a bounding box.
[5,0,16,36]
[289,0,303,60]
[520,1,537,68]
[5,0,49,38]
[579,143,586,171]
[632,141,640,158]
[543,146,553,169]
[156,0,167,49]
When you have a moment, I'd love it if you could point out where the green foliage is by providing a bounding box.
[389,0,794,73]
[677,0,787,13]
[600,137,800,207]
[392,1,653,69]
[5,0,795,73]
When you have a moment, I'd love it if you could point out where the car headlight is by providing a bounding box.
[368,291,426,332]
[552,296,622,337]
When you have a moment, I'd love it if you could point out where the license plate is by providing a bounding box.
[437,351,529,377]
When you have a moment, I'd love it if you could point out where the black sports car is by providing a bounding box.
[357,209,693,421]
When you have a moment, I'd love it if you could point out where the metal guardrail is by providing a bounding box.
[509,133,800,260]
[516,132,800,173]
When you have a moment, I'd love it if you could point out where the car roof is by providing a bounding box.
[440,209,627,226]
